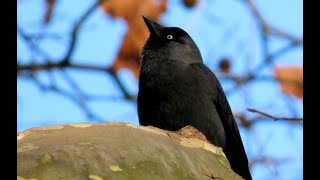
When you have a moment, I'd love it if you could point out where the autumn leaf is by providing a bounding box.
[99,0,168,79]
[274,65,303,99]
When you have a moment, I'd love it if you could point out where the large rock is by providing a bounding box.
[17,122,243,180]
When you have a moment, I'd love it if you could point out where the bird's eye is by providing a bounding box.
[167,35,173,40]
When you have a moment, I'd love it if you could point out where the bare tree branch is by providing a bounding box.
[235,113,260,128]
[61,0,105,65]
[23,74,107,122]
[17,26,52,59]
[17,60,136,102]
[218,72,302,89]
[247,108,303,122]
[255,40,303,72]
[244,0,303,72]
[245,0,303,43]
[59,69,87,100]
[249,155,291,169]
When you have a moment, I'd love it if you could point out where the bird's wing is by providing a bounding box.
[190,62,251,179]
[189,63,242,140]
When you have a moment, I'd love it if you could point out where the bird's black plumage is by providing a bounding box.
[138,16,252,180]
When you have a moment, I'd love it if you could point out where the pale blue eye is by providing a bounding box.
[167,35,173,40]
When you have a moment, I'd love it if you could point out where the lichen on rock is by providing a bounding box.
[17,122,243,180]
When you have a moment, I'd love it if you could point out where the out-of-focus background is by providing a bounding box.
[17,0,303,179]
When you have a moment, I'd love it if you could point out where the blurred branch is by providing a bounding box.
[25,74,104,122]
[17,61,105,72]
[18,0,119,106]
[216,1,304,125]
[235,108,303,129]
[245,0,303,43]
[269,26,303,44]
[62,0,105,65]
[255,40,303,72]
[219,73,302,88]
[249,155,291,169]
[244,0,303,69]
[17,61,136,101]
[17,26,52,59]
[108,69,136,100]
[247,108,303,122]
[235,113,260,128]
[18,0,133,105]
[59,69,87,100]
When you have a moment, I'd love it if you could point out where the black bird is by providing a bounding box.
[137,16,252,180]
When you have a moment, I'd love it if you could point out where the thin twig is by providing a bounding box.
[17,26,52,59]
[17,61,136,101]
[247,108,303,122]
[25,75,105,122]
[249,155,291,169]
[62,0,105,64]
[59,69,87,100]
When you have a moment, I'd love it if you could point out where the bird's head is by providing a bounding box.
[141,16,203,64]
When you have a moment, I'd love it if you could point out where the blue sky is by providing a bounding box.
[17,0,303,179]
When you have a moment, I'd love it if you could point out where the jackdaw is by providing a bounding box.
[138,16,252,180]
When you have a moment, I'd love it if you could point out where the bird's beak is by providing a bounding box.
[142,16,163,37]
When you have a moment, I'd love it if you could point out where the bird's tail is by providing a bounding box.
[224,138,252,180]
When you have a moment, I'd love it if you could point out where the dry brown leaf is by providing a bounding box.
[99,0,168,79]
[274,65,303,99]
